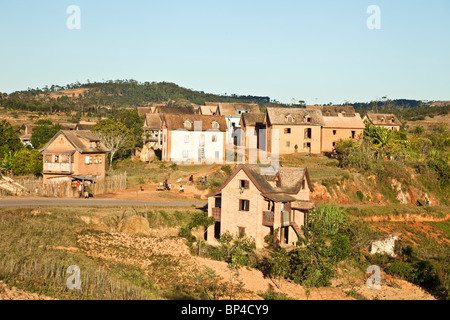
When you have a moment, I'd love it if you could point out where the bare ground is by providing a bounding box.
[74,225,437,301]
[0,281,56,300]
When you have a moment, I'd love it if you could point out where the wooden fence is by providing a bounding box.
[1,172,127,198]
[0,177,43,197]
[92,172,127,195]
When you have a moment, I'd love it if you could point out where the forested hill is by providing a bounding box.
[347,100,449,122]
[0,79,448,122]
[0,80,271,114]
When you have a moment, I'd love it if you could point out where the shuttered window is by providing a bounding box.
[240,180,250,189]
[239,199,250,211]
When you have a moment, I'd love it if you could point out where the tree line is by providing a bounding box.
[0,80,271,115]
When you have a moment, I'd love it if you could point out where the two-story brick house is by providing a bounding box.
[265,107,324,155]
[307,105,365,152]
[206,164,316,248]
[39,130,109,195]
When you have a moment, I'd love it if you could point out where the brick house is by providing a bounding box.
[264,107,324,155]
[308,105,365,152]
[206,164,316,248]
[362,113,402,131]
[39,130,109,195]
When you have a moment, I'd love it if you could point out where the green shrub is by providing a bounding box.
[258,290,293,300]
[356,190,364,201]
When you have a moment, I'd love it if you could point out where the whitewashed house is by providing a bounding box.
[161,114,228,164]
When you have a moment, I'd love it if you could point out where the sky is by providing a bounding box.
[0,0,449,105]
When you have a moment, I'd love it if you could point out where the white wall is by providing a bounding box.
[169,129,225,164]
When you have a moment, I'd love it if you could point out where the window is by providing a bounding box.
[215,151,220,160]
[212,121,219,129]
[182,150,189,158]
[212,135,217,142]
[351,131,356,139]
[305,128,312,139]
[94,156,99,164]
[54,155,59,163]
[85,156,92,164]
[286,141,290,147]
[333,130,337,135]
[305,116,312,123]
[240,180,250,189]
[284,128,291,134]
[239,199,250,211]
[184,135,189,143]
[238,227,246,236]
[184,120,192,128]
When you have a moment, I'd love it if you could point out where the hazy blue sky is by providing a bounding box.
[1,0,449,104]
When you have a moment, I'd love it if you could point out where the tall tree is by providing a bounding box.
[30,122,62,149]
[0,120,22,159]
[92,119,129,170]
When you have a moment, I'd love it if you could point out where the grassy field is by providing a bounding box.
[0,206,205,300]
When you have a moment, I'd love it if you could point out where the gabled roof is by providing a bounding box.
[266,108,324,126]
[205,102,261,116]
[364,113,402,126]
[199,105,218,115]
[162,114,227,132]
[155,105,196,115]
[207,164,313,201]
[137,106,153,116]
[39,130,110,154]
[143,113,163,130]
[59,122,78,130]
[240,113,266,127]
[76,121,97,130]
[306,105,357,116]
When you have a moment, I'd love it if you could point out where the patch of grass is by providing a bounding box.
[257,290,294,300]
[345,204,448,219]
[147,209,199,229]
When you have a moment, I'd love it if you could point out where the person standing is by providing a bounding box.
[83,183,89,199]
[77,181,83,198]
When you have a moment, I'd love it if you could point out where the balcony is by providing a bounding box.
[262,211,274,226]
[43,162,74,173]
[212,207,221,221]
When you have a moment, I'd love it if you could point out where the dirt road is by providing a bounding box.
[0,197,207,208]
